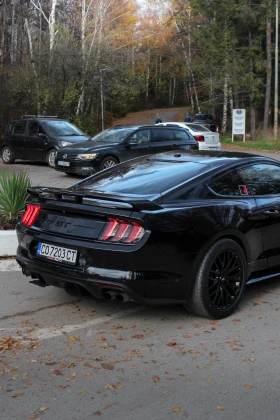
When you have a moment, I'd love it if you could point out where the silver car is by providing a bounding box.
[158,122,221,151]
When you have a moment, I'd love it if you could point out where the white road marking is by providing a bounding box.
[2,306,145,342]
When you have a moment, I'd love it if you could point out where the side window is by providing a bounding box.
[12,121,27,135]
[130,129,150,144]
[151,128,174,142]
[173,129,191,140]
[27,121,39,136]
[209,170,246,196]
[239,164,280,195]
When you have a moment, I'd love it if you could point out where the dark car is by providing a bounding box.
[16,150,280,319]
[193,114,216,132]
[0,115,90,167]
[54,125,198,175]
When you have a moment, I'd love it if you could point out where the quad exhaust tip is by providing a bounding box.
[103,290,131,303]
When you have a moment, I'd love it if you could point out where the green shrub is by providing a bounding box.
[0,171,31,226]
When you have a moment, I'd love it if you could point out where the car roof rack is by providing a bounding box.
[21,115,59,119]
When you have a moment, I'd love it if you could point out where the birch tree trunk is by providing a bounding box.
[49,0,57,52]
[220,74,228,134]
[249,29,256,141]
[145,44,150,103]
[263,2,272,131]
[25,18,40,113]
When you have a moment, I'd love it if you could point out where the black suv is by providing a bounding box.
[193,114,216,132]
[55,125,198,175]
[0,115,89,167]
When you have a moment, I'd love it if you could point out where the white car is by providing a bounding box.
[158,122,221,151]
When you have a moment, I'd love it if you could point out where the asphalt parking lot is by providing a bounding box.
[1,146,280,188]
[1,148,280,419]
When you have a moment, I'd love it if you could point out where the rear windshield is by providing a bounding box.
[71,158,206,195]
[90,128,134,143]
[186,124,210,132]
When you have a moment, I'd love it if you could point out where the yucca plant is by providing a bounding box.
[0,171,32,228]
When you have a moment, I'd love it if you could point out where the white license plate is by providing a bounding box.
[58,161,70,167]
[37,242,77,264]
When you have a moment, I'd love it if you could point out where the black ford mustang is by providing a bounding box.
[16,150,280,319]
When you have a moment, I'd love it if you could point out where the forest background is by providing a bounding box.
[0,0,277,140]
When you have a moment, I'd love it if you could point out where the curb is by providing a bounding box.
[0,230,17,257]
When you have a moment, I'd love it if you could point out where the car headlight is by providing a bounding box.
[61,141,72,147]
[77,153,99,160]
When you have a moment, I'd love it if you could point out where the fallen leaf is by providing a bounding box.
[84,372,91,376]
[244,384,253,389]
[27,416,37,419]
[166,341,176,347]
[104,384,114,390]
[172,407,181,412]
[11,392,23,398]
[208,378,213,382]
[68,336,77,341]
[249,358,255,362]
[0,336,22,352]
[188,350,197,354]
[93,411,101,416]
[39,407,48,412]
[217,405,224,410]
[153,375,159,383]
[101,363,114,370]
[69,372,77,377]
[115,385,124,390]
[131,334,144,339]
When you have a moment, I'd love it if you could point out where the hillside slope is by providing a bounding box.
[113,107,187,125]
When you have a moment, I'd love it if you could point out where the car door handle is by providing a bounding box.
[263,209,279,216]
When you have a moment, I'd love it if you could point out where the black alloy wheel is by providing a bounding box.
[100,156,118,171]
[185,239,247,319]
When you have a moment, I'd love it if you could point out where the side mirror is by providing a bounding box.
[129,139,138,145]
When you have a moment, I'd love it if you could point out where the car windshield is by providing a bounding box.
[42,120,84,136]
[90,128,134,143]
[71,158,206,195]
[186,124,210,132]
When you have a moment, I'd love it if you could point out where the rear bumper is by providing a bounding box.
[16,253,186,305]
[198,142,221,151]
[16,227,192,305]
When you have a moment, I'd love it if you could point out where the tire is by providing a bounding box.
[1,146,15,164]
[100,156,119,171]
[184,239,247,319]
[46,149,57,168]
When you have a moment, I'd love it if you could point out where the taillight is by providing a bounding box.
[194,135,205,142]
[99,218,145,243]
[21,205,41,227]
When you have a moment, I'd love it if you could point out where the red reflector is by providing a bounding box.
[194,135,205,142]
[21,205,41,227]
[99,218,144,244]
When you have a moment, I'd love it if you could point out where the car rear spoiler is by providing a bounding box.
[26,187,163,211]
